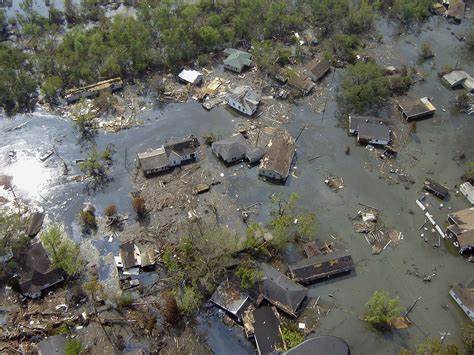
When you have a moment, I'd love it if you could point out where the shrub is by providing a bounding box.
[389,76,413,95]
[78,210,97,232]
[41,76,63,103]
[104,204,117,217]
[163,291,179,324]
[365,291,403,331]
[419,41,434,60]
[455,92,471,113]
[346,0,375,34]
[467,30,474,53]
[235,259,263,289]
[197,53,210,67]
[65,339,83,355]
[131,195,146,218]
[281,322,304,349]
[179,286,201,316]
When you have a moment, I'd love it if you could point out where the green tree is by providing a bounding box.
[392,0,433,23]
[79,145,114,188]
[365,291,403,331]
[235,259,263,289]
[42,76,63,103]
[346,0,375,34]
[419,41,434,60]
[339,61,390,114]
[0,9,7,39]
[310,0,349,33]
[41,226,83,276]
[281,321,304,349]
[65,339,83,355]
[178,286,201,316]
[197,25,220,51]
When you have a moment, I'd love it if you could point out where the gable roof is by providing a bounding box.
[287,71,314,93]
[259,133,295,180]
[223,48,252,70]
[261,263,308,317]
[178,69,203,84]
[137,147,169,172]
[212,134,248,162]
[448,208,474,231]
[253,307,283,355]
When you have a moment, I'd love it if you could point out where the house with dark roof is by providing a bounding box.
[288,250,354,284]
[305,58,331,82]
[210,279,250,322]
[348,115,390,135]
[223,48,252,73]
[423,178,449,200]
[287,71,314,95]
[19,243,65,299]
[212,134,265,165]
[227,85,261,116]
[115,241,141,276]
[259,132,295,182]
[283,336,351,355]
[260,263,308,317]
[356,123,391,146]
[137,136,200,176]
[253,306,283,355]
[398,97,436,121]
[446,207,474,254]
[449,284,474,321]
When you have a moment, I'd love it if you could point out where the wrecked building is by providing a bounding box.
[283,336,351,355]
[210,280,250,322]
[423,178,449,200]
[227,86,261,116]
[398,97,436,121]
[260,263,308,317]
[446,0,465,23]
[305,58,331,82]
[223,48,252,73]
[115,241,141,275]
[64,77,123,105]
[136,136,200,176]
[253,307,283,355]
[356,122,391,146]
[259,133,295,182]
[19,243,65,299]
[212,134,265,164]
[449,284,474,321]
[178,69,203,85]
[446,208,474,254]
[288,250,354,284]
[287,71,315,95]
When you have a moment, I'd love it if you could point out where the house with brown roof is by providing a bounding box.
[446,207,474,254]
[398,97,436,121]
[449,284,474,321]
[287,70,314,95]
[19,243,65,299]
[305,58,331,82]
[259,132,295,182]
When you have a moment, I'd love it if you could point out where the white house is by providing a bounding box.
[227,86,261,116]
[178,69,203,85]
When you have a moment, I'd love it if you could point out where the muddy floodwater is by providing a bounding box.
[1,11,474,355]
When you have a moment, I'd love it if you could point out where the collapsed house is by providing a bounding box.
[460,182,474,205]
[136,136,200,176]
[259,132,296,182]
[398,97,436,121]
[212,134,265,165]
[288,250,354,284]
[178,69,203,85]
[423,178,449,200]
[305,58,331,82]
[442,70,474,93]
[227,86,261,116]
[260,263,308,317]
[223,48,252,73]
[287,70,315,95]
[283,336,351,355]
[253,307,284,355]
[115,241,155,276]
[446,207,474,254]
[64,77,123,105]
[210,280,250,322]
[18,243,65,299]
[449,284,474,321]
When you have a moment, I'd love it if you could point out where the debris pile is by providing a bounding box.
[325,176,344,191]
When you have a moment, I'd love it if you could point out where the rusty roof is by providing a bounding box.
[259,133,295,180]
[448,208,474,231]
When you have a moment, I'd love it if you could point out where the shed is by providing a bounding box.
[283,336,351,355]
[260,263,308,317]
[449,284,474,321]
[178,69,203,85]
[356,123,391,146]
[227,85,261,116]
[37,334,67,355]
[398,97,436,121]
[423,178,449,199]
[288,250,354,284]
[305,58,331,82]
[259,133,296,182]
[460,182,474,205]
[253,307,283,355]
[223,48,252,73]
[210,280,250,322]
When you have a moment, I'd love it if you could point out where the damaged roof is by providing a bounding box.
[120,241,140,269]
[223,48,252,71]
[446,0,465,22]
[253,306,283,355]
[137,147,169,172]
[212,134,265,164]
[210,280,249,319]
[448,208,474,231]
[259,133,296,180]
[164,135,200,157]
[261,263,308,317]
[398,97,436,120]
[306,58,331,81]
[287,71,315,94]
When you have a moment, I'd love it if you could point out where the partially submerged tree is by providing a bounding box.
[131,194,147,219]
[79,144,114,189]
[41,225,83,276]
[365,291,403,331]
[455,92,471,113]
[78,208,97,233]
[419,41,434,60]
[235,259,263,289]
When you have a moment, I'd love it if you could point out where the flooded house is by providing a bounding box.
[136,136,200,176]
[449,284,474,321]
[287,71,314,95]
[115,241,141,275]
[178,69,203,85]
[227,85,261,116]
[260,263,308,317]
[442,70,471,88]
[19,243,65,299]
[210,280,250,322]
[348,115,389,135]
[259,132,296,182]
[446,208,474,254]
[212,134,265,164]
[460,182,474,205]
[252,306,284,355]
[223,48,252,73]
[356,122,391,146]
[398,97,436,121]
[283,336,351,355]
[288,250,354,284]
[305,58,331,82]
[423,178,449,199]
[64,77,123,105]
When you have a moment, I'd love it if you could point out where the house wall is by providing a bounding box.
[449,290,474,320]
[224,63,242,73]
[259,169,284,181]
[144,165,170,175]
[228,98,251,115]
